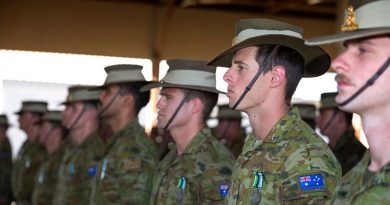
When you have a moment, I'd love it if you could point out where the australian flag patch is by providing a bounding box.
[298,173,325,192]
[219,184,230,198]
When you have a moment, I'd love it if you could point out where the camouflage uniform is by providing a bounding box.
[52,133,104,205]
[12,140,47,204]
[91,121,158,205]
[150,128,235,205]
[0,137,13,205]
[31,142,67,205]
[331,127,366,175]
[226,108,341,205]
[330,151,390,204]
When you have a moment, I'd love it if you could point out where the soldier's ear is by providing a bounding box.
[190,98,203,115]
[270,66,285,88]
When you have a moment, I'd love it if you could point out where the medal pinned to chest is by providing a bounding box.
[250,171,263,205]
[176,176,186,202]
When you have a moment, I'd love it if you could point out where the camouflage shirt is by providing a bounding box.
[150,128,235,205]
[12,140,47,202]
[91,121,158,205]
[226,108,341,205]
[52,133,104,205]
[330,150,390,204]
[31,142,67,205]
[0,137,13,203]
[331,127,366,175]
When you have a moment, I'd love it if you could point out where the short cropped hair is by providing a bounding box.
[181,88,218,122]
[255,45,304,104]
[118,83,150,114]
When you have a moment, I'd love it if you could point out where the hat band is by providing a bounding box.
[21,105,47,113]
[233,28,303,45]
[162,70,216,88]
[104,70,146,85]
[67,90,100,102]
[354,1,390,29]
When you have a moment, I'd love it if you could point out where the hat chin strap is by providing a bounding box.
[98,90,121,116]
[338,57,390,107]
[163,90,192,130]
[232,45,280,110]
[68,104,87,131]
[232,67,263,110]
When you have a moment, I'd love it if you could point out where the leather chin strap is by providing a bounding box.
[231,45,280,110]
[163,90,192,130]
[338,57,390,107]
[98,89,121,117]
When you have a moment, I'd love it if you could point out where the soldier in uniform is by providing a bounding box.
[142,59,235,205]
[12,101,48,205]
[0,115,13,205]
[306,0,390,203]
[52,86,104,205]
[89,64,158,205]
[293,103,316,129]
[211,104,246,157]
[31,110,66,205]
[317,92,366,175]
[208,19,341,204]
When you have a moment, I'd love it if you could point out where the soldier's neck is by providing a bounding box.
[70,122,98,145]
[171,123,203,155]
[362,110,390,172]
[247,103,289,140]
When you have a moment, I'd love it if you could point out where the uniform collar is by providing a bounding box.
[177,127,210,155]
[263,107,301,143]
[241,107,301,154]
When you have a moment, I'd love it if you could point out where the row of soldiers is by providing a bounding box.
[1,0,390,204]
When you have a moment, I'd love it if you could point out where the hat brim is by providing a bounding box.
[141,82,224,94]
[208,35,330,78]
[306,27,390,45]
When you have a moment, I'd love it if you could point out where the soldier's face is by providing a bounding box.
[223,46,271,111]
[156,88,192,130]
[39,121,52,144]
[62,102,84,129]
[332,36,390,114]
[18,112,36,132]
[99,84,123,118]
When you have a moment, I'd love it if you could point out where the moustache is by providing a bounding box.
[335,74,351,84]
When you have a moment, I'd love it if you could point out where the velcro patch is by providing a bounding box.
[122,159,141,170]
[87,165,98,177]
[298,173,325,192]
[219,184,230,198]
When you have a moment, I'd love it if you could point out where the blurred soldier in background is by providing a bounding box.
[142,59,235,204]
[31,110,66,205]
[293,103,316,129]
[12,101,48,205]
[212,104,246,157]
[90,64,157,205]
[0,114,13,205]
[317,92,366,175]
[52,86,104,205]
